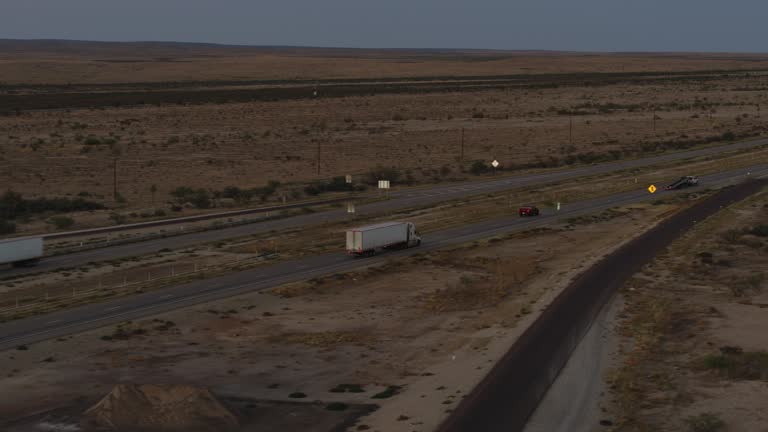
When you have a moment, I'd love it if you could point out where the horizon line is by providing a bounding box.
[2,38,768,56]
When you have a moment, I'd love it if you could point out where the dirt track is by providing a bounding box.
[437,178,768,432]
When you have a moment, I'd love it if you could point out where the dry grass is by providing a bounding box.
[609,191,768,431]
[3,68,768,236]
[278,331,375,348]
[4,45,768,84]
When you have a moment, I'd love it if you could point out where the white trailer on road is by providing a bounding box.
[0,237,43,267]
[346,221,421,256]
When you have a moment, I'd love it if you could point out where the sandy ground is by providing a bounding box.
[3,43,768,84]
[0,201,679,432]
[3,68,768,235]
[607,189,768,431]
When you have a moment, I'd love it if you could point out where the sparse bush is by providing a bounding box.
[288,392,307,398]
[703,354,730,369]
[365,166,402,185]
[47,216,74,230]
[170,187,211,209]
[303,176,364,196]
[0,219,15,234]
[304,184,321,196]
[720,346,743,355]
[326,402,348,411]
[746,272,765,291]
[748,224,768,237]
[721,229,741,243]
[371,385,402,399]
[684,413,725,432]
[703,350,768,380]
[83,136,101,145]
[109,212,127,225]
[698,252,714,264]
[469,160,489,175]
[721,131,736,141]
[330,384,365,393]
[0,190,103,220]
[217,182,280,204]
[716,259,732,267]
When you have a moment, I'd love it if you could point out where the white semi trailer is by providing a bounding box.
[0,237,43,267]
[346,221,421,257]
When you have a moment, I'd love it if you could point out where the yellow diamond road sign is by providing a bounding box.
[648,184,657,194]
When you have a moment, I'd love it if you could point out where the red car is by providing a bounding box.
[519,206,540,217]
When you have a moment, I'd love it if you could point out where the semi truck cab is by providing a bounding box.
[406,222,422,248]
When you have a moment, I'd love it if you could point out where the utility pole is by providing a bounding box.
[113,158,118,202]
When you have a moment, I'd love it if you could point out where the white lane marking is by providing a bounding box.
[160,294,174,299]
[105,306,121,311]
[47,320,61,324]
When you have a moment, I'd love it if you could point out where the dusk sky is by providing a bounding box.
[1,0,766,52]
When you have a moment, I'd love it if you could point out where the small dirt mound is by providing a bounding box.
[80,384,239,431]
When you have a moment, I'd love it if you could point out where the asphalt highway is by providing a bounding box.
[4,138,767,278]
[1,163,766,351]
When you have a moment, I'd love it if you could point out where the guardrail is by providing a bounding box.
[11,196,348,245]
[43,210,296,257]
[39,196,352,241]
